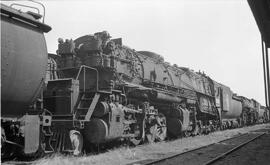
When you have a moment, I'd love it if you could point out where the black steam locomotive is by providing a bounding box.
[1,3,269,158]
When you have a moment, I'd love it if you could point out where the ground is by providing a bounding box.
[33,124,270,165]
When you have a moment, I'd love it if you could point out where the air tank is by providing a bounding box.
[1,4,51,116]
[222,98,242,119]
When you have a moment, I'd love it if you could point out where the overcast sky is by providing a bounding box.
[3,0,266,104]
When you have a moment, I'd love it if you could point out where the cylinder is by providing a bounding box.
[92,102,110,117]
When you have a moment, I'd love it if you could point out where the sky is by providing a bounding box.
[3,0,267,104]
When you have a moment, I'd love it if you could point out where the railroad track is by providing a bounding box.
[202,132,265,165]
[134,131,267,165]
[3,129,269,165]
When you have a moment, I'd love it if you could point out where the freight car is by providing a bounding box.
[1,3,268,159]
[1,3,52,158]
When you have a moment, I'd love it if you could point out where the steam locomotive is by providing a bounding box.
[1,3,269,159]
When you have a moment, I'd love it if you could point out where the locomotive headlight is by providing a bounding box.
[42,116,52,126]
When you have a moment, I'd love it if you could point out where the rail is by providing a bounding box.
[142,132,263,165]
[203,132,266,165]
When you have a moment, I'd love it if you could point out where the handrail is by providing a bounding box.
[1,3,51,32]
[29,0,45,23]
[10,0,46,23]
[75,65,99,92]
[10,3,40,14]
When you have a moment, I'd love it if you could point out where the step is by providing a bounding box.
[77,107,89,111]
[80,98,92,101]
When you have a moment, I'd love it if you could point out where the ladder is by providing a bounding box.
[74,92,100,120]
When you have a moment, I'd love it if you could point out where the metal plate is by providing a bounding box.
[24,115,40,154]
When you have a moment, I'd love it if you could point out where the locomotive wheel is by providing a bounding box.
[192,123,202,136]
[146,124,158,143]
[183,131,191,137]
[146,113,167,143]
[241,112,248,126]
[250,114,254,125]
[156,114,167,141]
[130,119,145,146]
